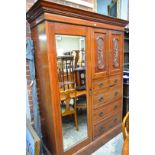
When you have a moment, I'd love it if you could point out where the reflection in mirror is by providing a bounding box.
[55,35,88,151]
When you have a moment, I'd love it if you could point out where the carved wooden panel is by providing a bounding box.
[94,33,107,73]
[113,38,119,68]
[96,36,105,70]
[92,30,108,79]
[109,31,123,75]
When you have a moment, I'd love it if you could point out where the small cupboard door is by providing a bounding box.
[91,29,109,79]
[109,31,123,75]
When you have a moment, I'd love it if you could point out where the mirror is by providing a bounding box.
[55,35,88,151]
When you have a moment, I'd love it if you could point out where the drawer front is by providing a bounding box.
[93,100,122,123]
[92,78,108,91]
[108,85,122,103]
[93,112,122,139]
[93,89,109,108]
[109,75,122,87]
[92,86,122,109]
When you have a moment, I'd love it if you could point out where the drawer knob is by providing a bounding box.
[99,112,104,117]
[99,96,104,102]
[99,83,104,88]
[114,79,118,83]
[114,118,117,123]
[99,126,104,132]
[114,105,118,110]
[109,84,115,87]
[114,92,118,96]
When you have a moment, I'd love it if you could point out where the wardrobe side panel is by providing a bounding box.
[31,22,57,154]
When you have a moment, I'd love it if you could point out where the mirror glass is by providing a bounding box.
[55,35,88,151]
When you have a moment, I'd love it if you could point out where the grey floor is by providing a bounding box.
[43,133,124,155]
[62,111,88,150]
[92,133,124,155]
[62,110,124,154]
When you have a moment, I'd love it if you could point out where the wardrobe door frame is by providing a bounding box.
[91,28,109,80]
[47,22,93,155]
[109,30,124,75]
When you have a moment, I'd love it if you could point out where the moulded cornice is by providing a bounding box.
[26,0,128,27]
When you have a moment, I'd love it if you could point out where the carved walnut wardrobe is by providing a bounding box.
[27,0,128,155]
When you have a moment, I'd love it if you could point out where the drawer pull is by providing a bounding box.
[99,112,104,117]
[114,79,118,83]
[114,92,118,96]
[99,96,104,102]
[99,83,104,88]
[109,84,115,87]
[114,105,118,110]
[99,126,104,132]
[113,118,118,123]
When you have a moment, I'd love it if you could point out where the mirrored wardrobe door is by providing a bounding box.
[55,34,89,151]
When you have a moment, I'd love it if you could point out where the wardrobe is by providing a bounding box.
[27,0,128,154]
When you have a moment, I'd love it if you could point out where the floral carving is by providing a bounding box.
[96,36,105,70]
[113,38,119,68]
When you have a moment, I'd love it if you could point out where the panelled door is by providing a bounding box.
[91,29,109,79]
[109,31,124,75]
[49,22,93,155]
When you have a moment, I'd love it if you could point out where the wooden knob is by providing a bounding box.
[99,96,104,102]
[114,105,118,110]
[114,91,118,96]
[99,112,104,117]
[99,83,104,88]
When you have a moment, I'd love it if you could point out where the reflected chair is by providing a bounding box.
[76,95,87,111]
[57,55,75,90]
[122,112,129,155]
[60,89,78,130]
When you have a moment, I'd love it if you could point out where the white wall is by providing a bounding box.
[56,35,85,56]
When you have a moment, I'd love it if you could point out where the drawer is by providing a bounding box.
[108,85,122,103]
[93,88,109,109]
[93,100,122,123]
[93,112,122,140]
[109,75,122,87]
[92,78,108,91]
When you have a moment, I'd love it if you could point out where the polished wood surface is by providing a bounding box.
[109,31,124,75]
[47,23,92,155]
[91,29,109,79]
[27,0,128,154]
[93,112,122,140]
[26,0,128,27]
[92,77,109,91]
[93,100,122,123]
[60,89,78,130]
[60,90,86,101]
[31,23,59,154]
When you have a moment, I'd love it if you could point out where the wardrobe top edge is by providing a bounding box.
[26,0,128,27]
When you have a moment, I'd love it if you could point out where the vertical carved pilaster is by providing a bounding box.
[96,37,105,70]
[113,38,119,67]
